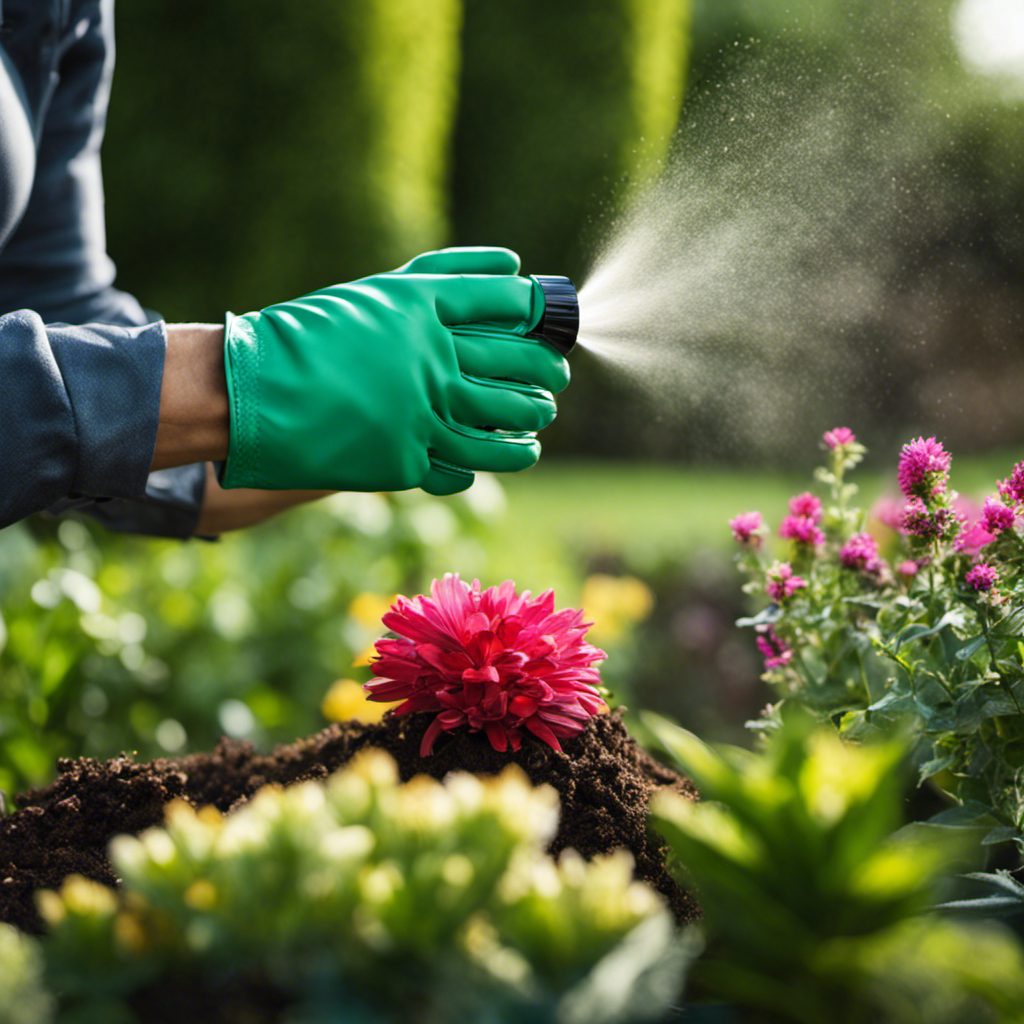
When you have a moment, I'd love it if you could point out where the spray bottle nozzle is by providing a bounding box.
[527,275,578,356]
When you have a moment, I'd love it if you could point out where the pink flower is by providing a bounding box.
[898,559,919,579]
[871,495,905,532]
[839,532,881,572]
[900,499,963,543]
[965,563,998,592]
[955,521,997,557]
[823,427,856,450]
[998,462,1024,507]
[756,627,793,670]
[730,510,766,548]
[788,492,823,523]
[980,496,1015,535]
[365,575,608,756]
[779,515,825,548]
[897,437,951,501]
[765,562,807,603]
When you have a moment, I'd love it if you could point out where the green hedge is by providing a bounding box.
[104,0,461,318]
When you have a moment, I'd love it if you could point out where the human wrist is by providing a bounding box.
[152,323,229,471]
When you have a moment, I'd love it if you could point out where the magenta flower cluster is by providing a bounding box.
[900,499,963,543]
[898,436,951,501]
[965,563,998,593]
[947,462,1023,557]
[779,492,825,548]
[981,497,1015,535]
[765,562,806,603]
[823,427,856,450]
[839,532,881,573]
[998,462,1024,507]
[756,627,792,670]
[898,559,919,579]
[730,510,766,548]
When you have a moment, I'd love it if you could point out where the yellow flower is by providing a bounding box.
[581,574,654,644]
[351,640,380,668]
[322,678,398,724]
[348,592,398,628]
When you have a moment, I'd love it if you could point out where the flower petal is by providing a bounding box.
[484,721,509,752]
[524,717,563,752]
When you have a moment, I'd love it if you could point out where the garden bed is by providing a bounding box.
[0,710,698,935]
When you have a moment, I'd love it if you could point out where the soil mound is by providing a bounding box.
[1,710,698,934]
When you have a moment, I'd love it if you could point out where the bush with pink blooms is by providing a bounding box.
[731,428,1024,847]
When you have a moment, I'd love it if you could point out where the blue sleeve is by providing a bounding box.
[0,1,207,538]
[0,310,203,534]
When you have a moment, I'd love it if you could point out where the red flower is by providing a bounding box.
[365,575,608,756]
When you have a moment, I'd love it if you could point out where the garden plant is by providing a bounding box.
[647,708,1024,1024]
[730,429,1024,879]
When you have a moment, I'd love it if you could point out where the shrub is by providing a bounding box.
[731,430,1024,847]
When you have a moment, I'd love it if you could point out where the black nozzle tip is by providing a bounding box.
[527,275,578,356]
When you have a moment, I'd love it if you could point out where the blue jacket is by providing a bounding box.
[0,0,205,537]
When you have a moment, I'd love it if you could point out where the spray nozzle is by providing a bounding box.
[527,275,578,356]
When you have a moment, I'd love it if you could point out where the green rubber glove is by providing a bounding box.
[219,247,569,496]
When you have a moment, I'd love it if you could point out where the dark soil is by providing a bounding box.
[0,710,698,935]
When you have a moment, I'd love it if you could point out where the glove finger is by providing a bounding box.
[453,331,571,395]
[432,423,541,474]
[450,378,557,433]
[434,274,538,328]
[422,461,475,496]
[397,247,521,276]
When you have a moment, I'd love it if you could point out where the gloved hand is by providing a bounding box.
[218,247,569,496]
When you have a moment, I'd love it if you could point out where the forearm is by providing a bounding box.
[152,323,230,470]
[196,463,331,535]
[154,325,329,533]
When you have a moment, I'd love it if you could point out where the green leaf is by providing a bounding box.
[937,870,1024,919]
[927,801,996,827]
[954,635,987,662]
[981,827,1023,847]
[736,606,781,629]
[556,915,700,1024]
[842,596,887,611]
[893,609,967,653]
[917,754,954,784]
[866,691,912,714]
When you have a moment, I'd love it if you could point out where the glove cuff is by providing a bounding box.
[218,311,264,489]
